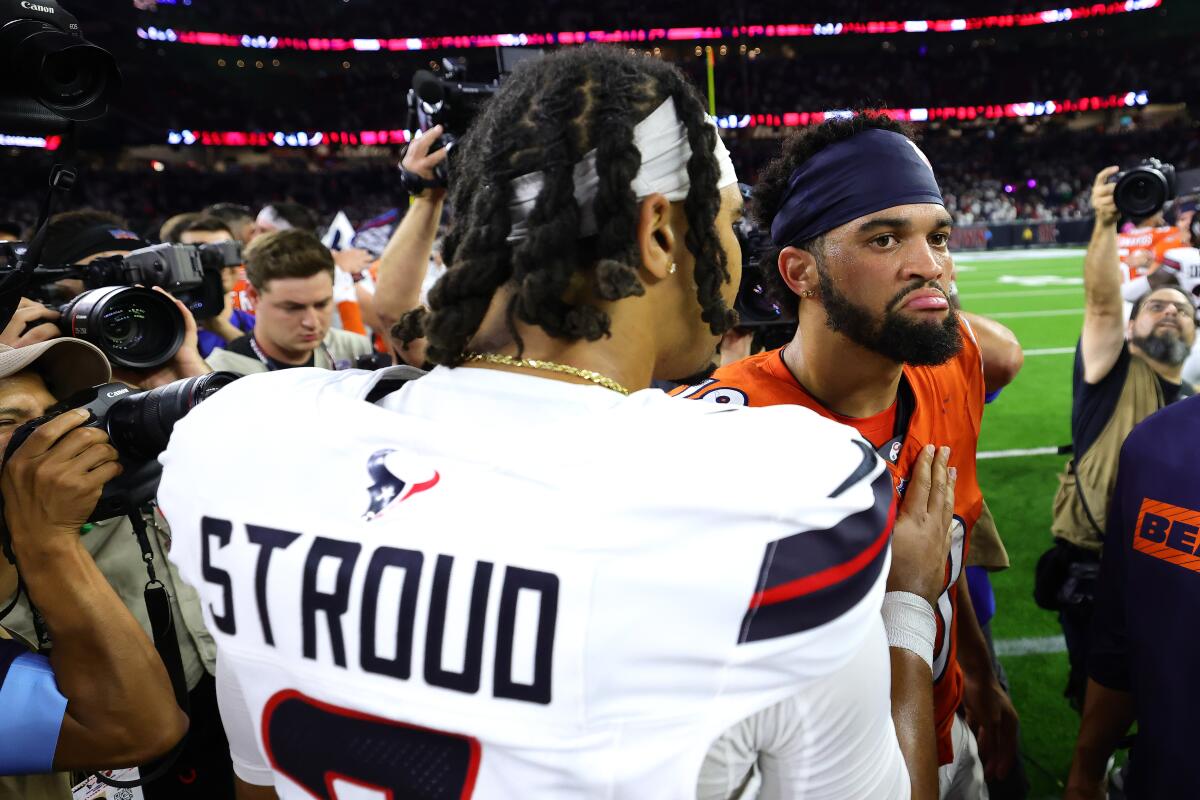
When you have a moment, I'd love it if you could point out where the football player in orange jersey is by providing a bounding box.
[1117,208,1183,284]
[676,114,1023,799]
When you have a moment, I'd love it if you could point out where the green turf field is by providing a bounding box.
[956,248,1089,797]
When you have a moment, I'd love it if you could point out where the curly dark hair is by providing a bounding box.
[396,46,736,366]
[752,114,915,318]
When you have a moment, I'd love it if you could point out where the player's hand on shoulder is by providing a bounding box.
[887,444,956,607]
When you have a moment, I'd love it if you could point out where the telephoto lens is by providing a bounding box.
[105,372,238,462]
[58,286,184,369]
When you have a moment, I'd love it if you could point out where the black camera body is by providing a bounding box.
[3,373,237,522]
[5,239,242,368]
[1111,158,1177,220]
[85,243,205,295]
[0,0,121,133]
[404,60,498,187]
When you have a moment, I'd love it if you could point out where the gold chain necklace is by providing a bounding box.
[465,353,631,396]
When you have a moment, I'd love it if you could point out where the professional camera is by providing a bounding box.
[3,372,237,522]
[0,0,121,133]
[1111,158,1177,219]
[407,59,498,141]
[403,59,497,188]
[5,240,236,368]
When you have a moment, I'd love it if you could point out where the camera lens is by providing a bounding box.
[0,14,121,123]
[1114,168,1168,219]
[59,286,184,369]
[106,372,239,462]
[39,45,106,108]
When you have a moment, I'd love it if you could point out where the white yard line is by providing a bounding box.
[995,635,1067,657]
[1023,347,1075,356]
[986,308,1082,319]
[978,446,1061,459]
[954,248,1086,262]
[959,288,1082,300]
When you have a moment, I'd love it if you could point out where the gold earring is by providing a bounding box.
[669,262,677,274]
[801,289,815,298]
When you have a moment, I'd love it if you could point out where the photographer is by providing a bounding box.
[374,124,449,368]
[204,203,257,246]
[206,229,372,374]
[0,339,186,798]
[179,216,257,357]
[1046,166,1197,709]
[40,210,143,302]
[0,312,225,798]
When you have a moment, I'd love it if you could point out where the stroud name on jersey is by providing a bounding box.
[159,365,912,799]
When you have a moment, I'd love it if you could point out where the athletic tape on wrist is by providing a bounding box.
[882,591,936,672]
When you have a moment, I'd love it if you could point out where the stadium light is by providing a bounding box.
[134,1,1161,53]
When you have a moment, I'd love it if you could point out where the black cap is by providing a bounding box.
[42,224,149,266]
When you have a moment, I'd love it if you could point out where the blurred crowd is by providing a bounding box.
[3,116,1195,236]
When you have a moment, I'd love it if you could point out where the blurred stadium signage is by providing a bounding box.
[146,90,1151,149]
[135,1,1162,51]
[0,89,1154,151]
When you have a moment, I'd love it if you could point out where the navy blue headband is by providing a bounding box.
[769,128,945,248]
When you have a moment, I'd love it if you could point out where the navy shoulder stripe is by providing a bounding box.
[739,461,894,643]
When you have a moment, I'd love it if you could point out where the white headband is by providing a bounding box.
[256,205,293,232]
[507,97,739,242]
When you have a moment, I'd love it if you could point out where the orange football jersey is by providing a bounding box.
[1118,225,1183,281]
[673,320,986,765]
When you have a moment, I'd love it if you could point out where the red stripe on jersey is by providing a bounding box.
[749,498,897,608]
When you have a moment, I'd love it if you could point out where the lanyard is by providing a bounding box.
[249,335,337,370]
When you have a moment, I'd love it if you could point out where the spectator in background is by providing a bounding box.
[205,229,371,374]
[1116,208,1183,317]
[159,212,202,244]
[204,203,256,245]
[1044,167,1197,711]
[253,201,318,240]
[1066,394,1200,799]
[179,216,256,357]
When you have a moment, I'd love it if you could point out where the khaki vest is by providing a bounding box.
[1051,355,1170,551]
[0,630,72,800]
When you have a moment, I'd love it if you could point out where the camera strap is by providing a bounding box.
[92,506,190,790]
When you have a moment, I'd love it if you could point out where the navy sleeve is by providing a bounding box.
[1087,443,1134,691]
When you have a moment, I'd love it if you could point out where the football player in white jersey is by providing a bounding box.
[160,47,953,800]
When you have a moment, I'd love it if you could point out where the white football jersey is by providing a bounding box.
[1162,247,1200,297]
[159,365,908,799]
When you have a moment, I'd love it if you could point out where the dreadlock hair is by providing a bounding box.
[396,46,736,366]
[753,113,915,318]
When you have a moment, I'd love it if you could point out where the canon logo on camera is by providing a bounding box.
[106,388,129,398]
[20,1,55,12]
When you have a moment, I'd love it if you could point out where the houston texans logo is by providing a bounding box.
[362,449,440,520]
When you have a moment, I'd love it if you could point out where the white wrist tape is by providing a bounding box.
[882,591,937,672]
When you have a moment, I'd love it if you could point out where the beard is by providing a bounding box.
[815,260,963,367]
[1132,330,1190,366]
